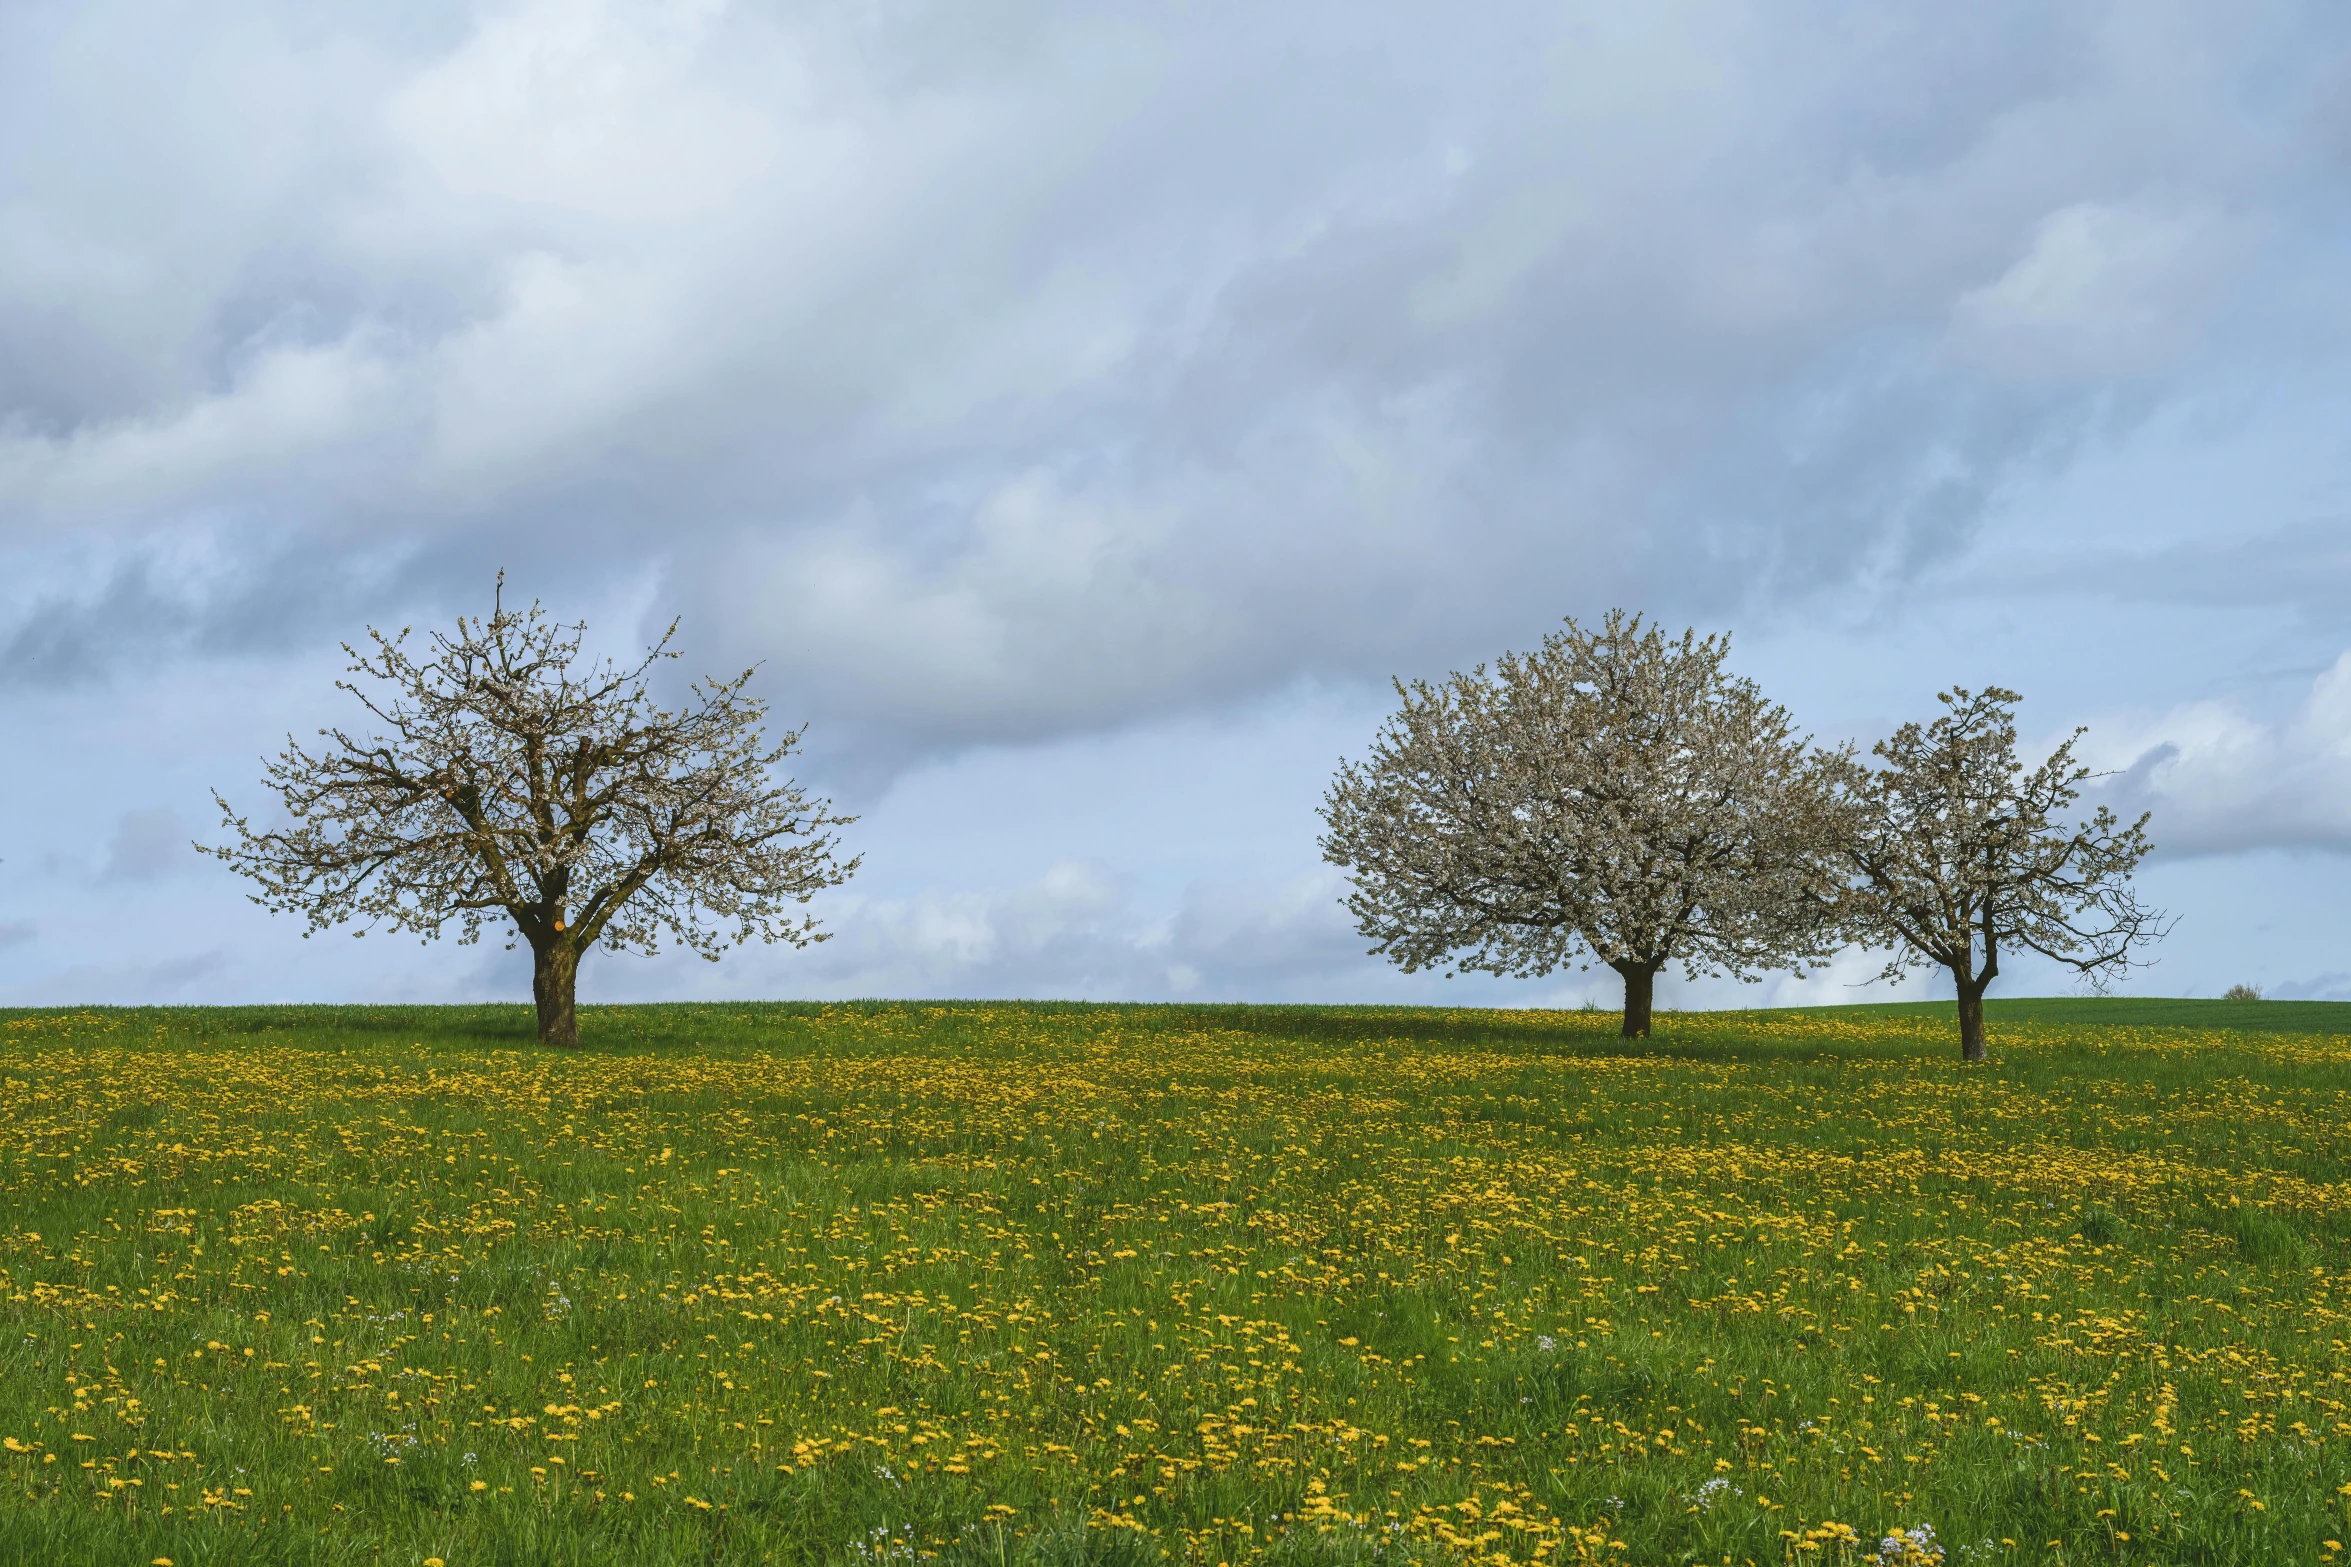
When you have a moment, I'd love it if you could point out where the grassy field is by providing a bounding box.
[1791,998,2351,1036]
[0,1001,2346,1566]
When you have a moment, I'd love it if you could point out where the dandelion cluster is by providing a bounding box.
[0,1000,2345,1563]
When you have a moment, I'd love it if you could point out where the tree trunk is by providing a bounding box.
[532,940,581,1049]
[1954,971,1989,1064]
[1615,960,1659,1039]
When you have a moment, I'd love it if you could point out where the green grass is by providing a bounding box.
[1768,996,2351,1036]
[0,1000,2347,1566]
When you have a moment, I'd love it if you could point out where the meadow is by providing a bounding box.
[0,1000,2346,1567]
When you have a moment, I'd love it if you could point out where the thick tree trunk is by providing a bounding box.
[532,940,581,1049]
[1954,971,1989,1064]
[1614,960,1659,1039]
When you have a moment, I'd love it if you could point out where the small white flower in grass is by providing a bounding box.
[1688,1477,1741,1511]
[1876,1525,1945,1565]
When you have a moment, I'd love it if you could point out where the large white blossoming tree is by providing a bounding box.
[1319,610,1850,1037]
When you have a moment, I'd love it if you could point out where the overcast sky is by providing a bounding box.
[5,0,2351,1011]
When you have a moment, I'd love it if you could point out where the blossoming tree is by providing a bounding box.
[1319,610,1849,1037]
[1835,685,2167,1062]
[208,579,858,1047]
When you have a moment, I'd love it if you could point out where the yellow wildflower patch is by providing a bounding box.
[0,1000,2345,1563]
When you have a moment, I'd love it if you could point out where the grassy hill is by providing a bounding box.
[0,1000,2344,1563]
[1747,994,2351,1034]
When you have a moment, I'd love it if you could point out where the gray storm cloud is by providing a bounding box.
[3,1,2344,765]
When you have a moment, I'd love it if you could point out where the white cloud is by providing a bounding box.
[680,860,1941,1010]
[0,335,397,521]
[0,2,2336,759]
[1947,202,2252,380]
[2088,650,2351,855]
[385,0,776,226]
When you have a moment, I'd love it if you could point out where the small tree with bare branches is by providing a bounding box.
[1319,611,1851,1037]
[207,580,858,1047]
[1835,686,2167,1062]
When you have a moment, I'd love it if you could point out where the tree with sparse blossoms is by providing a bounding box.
[1832,685,2168,1063]
[1319,610,1851,1037]
[207,579,858,1047]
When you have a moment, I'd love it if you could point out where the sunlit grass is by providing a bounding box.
[1,1001,2347,1564]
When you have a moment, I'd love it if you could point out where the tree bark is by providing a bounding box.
[1954,970,1989,1064]
[1614,959,1659,1039]
[532,940,581,1049]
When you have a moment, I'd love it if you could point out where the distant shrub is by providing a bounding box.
[2222,982,2264,1001]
